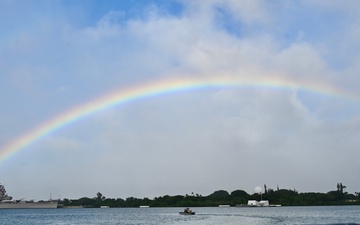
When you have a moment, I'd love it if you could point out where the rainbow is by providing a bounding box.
[0,74,357,164]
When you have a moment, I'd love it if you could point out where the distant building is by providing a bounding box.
[247,200,259,207]
[259,200,269,207]
[247,200,270,207]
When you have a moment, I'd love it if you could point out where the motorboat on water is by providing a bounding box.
[179,208,195,215]
[179,211,195,215]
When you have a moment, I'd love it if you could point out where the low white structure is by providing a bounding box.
[247,200,259,207]
[259,200,269,207]
[247,200,270,207]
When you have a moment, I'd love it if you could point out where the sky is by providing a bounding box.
[1,0,360,201]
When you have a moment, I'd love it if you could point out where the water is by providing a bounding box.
[0,206,359,225]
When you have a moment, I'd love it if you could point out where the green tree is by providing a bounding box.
[208,190,229,200]
[96,192,105,201]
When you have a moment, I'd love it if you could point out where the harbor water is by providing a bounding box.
[0,206,359,224]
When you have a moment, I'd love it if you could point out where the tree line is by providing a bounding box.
[59,183,360,208]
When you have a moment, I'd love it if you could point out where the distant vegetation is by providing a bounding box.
[59,183,360,208]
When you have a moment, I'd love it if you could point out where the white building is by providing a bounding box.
[247,200,259,206]
[259,200,269,207]
[247,200,270,207]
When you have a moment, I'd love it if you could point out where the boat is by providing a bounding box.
[179,208,195,215]
[0,183,58,209]
[179,211,195,215]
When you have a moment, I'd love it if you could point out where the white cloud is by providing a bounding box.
[1,0,360,199]
[271,43,328,78]
[216,0,272,24]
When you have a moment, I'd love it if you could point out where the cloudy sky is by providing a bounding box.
[1,0,360,200]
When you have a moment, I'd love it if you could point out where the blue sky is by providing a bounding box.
[1,0,360,200]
